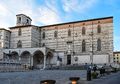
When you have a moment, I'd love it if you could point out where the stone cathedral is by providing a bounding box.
[0,14,113,69]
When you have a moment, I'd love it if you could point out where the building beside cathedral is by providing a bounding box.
[113,51,120,63]
[0,14,113,69]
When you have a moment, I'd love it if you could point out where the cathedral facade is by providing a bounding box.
[0,14,113,69]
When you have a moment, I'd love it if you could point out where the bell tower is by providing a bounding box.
[16,14,32,26]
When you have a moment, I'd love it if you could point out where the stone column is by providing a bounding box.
[29,54,32,68]
[18,50,21,62]
[43,55,46,69]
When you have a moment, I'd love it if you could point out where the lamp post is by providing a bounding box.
[89,22,94,64]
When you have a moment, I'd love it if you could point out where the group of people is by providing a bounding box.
[85,63,107,77]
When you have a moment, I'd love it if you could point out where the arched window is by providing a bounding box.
[54,31,58,38]
[82,27,85,35]
[82,40,86,52]
[42,32,45,39]
[97,25,101,33]
[18,28,21,36]
[68,29,71,36]
[17,40,22,48]
[97,39,101,51]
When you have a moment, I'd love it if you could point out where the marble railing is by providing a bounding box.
[0,61,28,72]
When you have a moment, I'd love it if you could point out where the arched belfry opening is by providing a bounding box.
[33,50,44,69]
[20,51,31,65]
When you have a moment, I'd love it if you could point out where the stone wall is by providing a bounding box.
[10,26,32,48]
[40,17,113,64]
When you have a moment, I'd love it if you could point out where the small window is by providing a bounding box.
[82,40,86,52]
[42,43,45,47]
[82,27,85,35]
[17,40,22,48]
[26,19,29,23]
[0,35,2,39]
[0,42,1,47]
[6,36,8,41]
[75,57,78,61]
[97,39,101,51]
[36,42,38,47]
[68,29,71,36]
[42,32,45,39]
[0,31,2,34]
[83,23,85,25]
[18,17,21,23]
[54,31,58,38]
[18,28,21,36]
[97,25,101,33]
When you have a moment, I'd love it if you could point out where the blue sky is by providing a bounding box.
[0,0,120,51]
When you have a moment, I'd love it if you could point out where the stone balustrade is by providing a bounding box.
[0,61,28,72]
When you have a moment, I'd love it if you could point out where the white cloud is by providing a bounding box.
[0,4,9,16]
[33,0,61,25]
[0,0,33,28]
[0,0,61,28]
[34,6,61,25]
[62,0,98,13]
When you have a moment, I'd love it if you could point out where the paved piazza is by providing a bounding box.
[0,70,86,84]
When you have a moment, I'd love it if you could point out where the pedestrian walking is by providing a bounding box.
[93,64,97,72]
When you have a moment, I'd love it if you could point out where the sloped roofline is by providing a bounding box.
[39,16,113,28]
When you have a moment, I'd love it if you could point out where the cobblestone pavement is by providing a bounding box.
[0,70,87,84]
[1,70,119,84]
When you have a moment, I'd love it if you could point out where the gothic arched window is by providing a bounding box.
[68,29,71,36]
[82,27,85,35]
[18,28,21,36]
[82,40,86,52]
[17,40,22,48]
[54,31,58,38]
[97,25,101,33]
[42,32,45,39]
[97,39,101,51]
